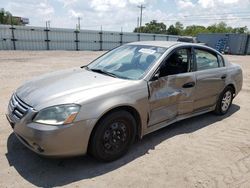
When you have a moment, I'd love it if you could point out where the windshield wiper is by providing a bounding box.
[90,68,118,78]
[81,65,90,70]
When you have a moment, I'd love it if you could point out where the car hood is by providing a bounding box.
[16,68,130,110]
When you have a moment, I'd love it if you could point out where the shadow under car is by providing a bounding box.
[5,104,240,187]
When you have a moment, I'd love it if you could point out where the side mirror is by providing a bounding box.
[151,71,160,81]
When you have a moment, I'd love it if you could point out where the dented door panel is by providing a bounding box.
[148,72,196,126]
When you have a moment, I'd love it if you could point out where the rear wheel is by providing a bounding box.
[214,86,234,115]
[89,110,136,162]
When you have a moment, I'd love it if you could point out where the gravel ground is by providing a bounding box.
[0,51,250,188]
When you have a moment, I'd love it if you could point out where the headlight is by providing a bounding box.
[33,104,80,125]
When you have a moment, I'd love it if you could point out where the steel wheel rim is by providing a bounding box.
[102,121,128,154]
[221,91,232,112]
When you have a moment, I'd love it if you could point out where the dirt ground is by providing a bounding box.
[0,51,250,188]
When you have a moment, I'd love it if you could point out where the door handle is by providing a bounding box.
[221,74,227,80]
[182,82,195,88]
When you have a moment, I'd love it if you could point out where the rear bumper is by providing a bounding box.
[6,113,97,157]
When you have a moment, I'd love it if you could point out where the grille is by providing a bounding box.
[8,94,31,121]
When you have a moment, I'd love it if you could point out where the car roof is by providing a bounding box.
[128,41,220,54]
[128,41,205,49]
[128,41,179,48]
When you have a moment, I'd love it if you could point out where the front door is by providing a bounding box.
[148,47,196,126]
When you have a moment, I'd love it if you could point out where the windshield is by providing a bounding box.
[87,45,167,80]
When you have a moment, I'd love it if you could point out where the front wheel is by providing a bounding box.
[214,86,234,115]
[89,110,136,162]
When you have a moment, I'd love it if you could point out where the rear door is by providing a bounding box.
[193,48,227,111]
[148,47,196,126]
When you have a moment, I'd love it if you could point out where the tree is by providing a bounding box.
[183,25,207,36]
[175,21,184,34]
[0,8,12,24]
[134,20,167,34]
[134,20,249,36]
[232,26,248,34]
[167,25,179,35]
[166,22,184,35]
[0,8,22,25]
[207,22,233,33]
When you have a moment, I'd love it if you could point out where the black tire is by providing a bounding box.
[89,110,136,162]
[214,86,234,115]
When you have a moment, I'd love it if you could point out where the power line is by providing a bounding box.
[73,17,249,30]
[184,14,250,19]
[137,4,146,33]
[182,11,250,18]
[159,17,250,22]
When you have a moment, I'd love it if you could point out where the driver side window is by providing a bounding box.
[159,48,191,77]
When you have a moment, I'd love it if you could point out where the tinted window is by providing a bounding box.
[195,49,219,71]
[159,48,190,77]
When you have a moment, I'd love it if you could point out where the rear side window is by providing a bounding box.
[195,49,219,71]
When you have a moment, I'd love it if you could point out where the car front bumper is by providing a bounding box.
[6,112,97,157]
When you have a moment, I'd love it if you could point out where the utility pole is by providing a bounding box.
[137,17,139,29]
[77,17,81,30]
[45,20,50,29]
[10,15,13,26]
[137,4,145,33]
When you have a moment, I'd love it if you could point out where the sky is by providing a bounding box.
[1,0,250,32]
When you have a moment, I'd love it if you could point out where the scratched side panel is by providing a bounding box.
[194,68,226,111]
[148,75,179,126]
[148,72,196,127]
[175,73,196,115]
